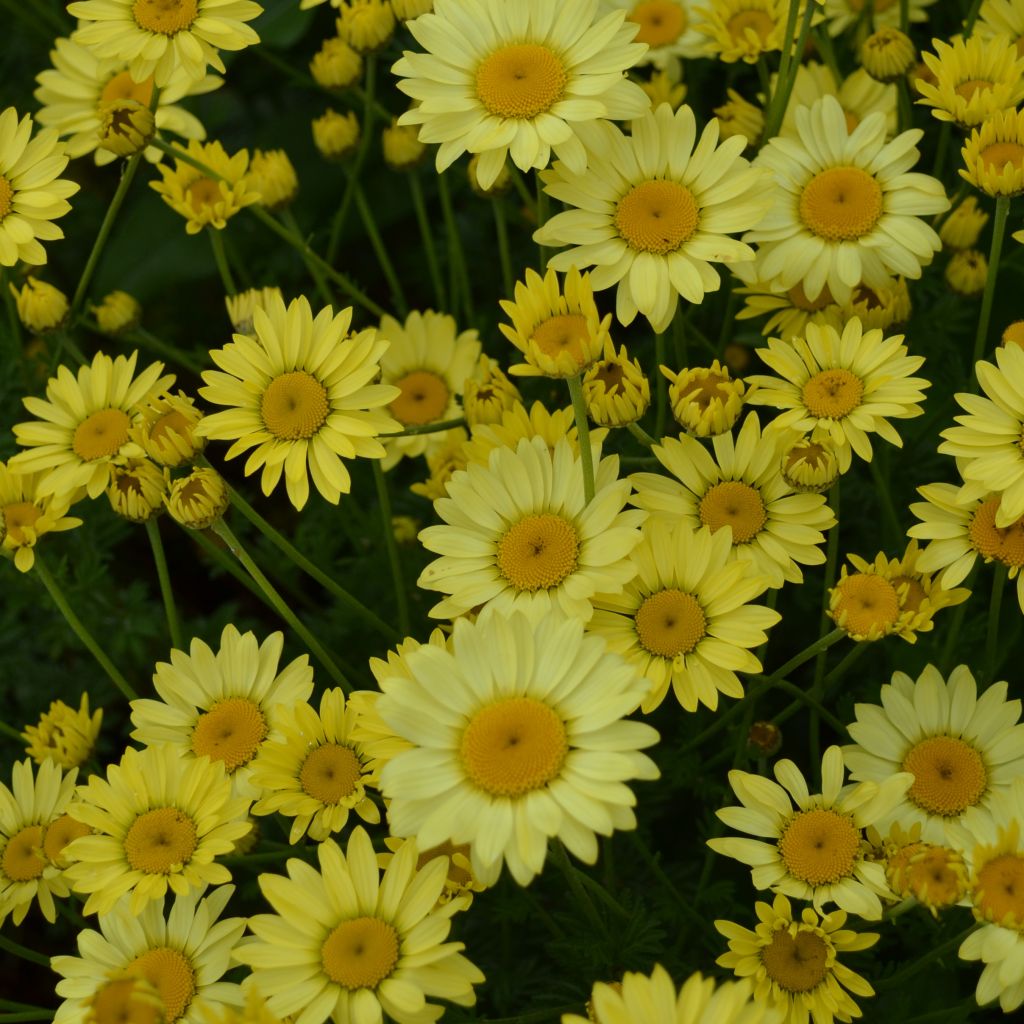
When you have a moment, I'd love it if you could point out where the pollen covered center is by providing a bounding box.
[897,846,967,908]
[322,916,400,989]
[1,824,46,881]
[262,370,330,440]
[460,697,568,797]
[101,71,156,107]
[968,497,1024,567]
[2,502,42,545]
[778,808,860,885]
[300,744,363,804]
[73,408,132,461]
[186,177,221,213]
[980,141,1024,171]
[390,370,450,425]
[615,180,700,254]
[531,314,592,367]
[125,948,196,1023]
[832,573,900,636]
[955,78,995,101]
[475,44,567,120]
[124,807,197,874]
[0,175,14,219]
[799,166,884,241]
[628,0,688,47]
[132,0,199,36]
[43,813,90,864]
[902,735,987,816]
[975,853,1024,929]
[635,588,706,657]
[190,697,268,772]
[497,513,579,591]
[698,481,767,543]
[802,368,865,419]
[760,929,829,993]
[727,9,776,44]
[90,978,165,1024]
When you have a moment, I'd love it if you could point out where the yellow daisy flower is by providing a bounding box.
[129,625,315,798]
[630,412,836,588]
[63,744,251,916]
[417,435,645,621]
[823,0,935,36]
[52,885,245,1024]
[134,390,206,468]
[10,350,173,501]
[378,836,485,909]
[663,360,748,437]
[977,0,1024,55]
[941,195,990,250]
[828,553,920,642]
[225,285,282,335]
[248,687,380,843]
[780,434,841,493]
[197,293,400,511]
[746,95,949,305]
[0,106,79,266]
[462,355,521,427]
[0,462,81,572]
[734,271,841,341]
[165,466,228,529]
[378,608,659,885]
[715,893,878,1023]
[640,68,689,112]
[713,88,764,147]
[582,338,651,427]
[781,63,897,140]
[608,0,707,66]
[881,823,969,913]
[391,0,650,189]
[708,745,913,919]
[837,276,911,331]
[378,309,480,466]
[234,827,484,1024]
[22,694,101,770]
[695,0,790,64]
[536,102,771,331]
[870,537,971,622]
[962,106,1024,197]
[67,0,263,87]
[107,457,169,523]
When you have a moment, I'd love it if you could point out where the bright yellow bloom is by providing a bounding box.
[22,694,101,770]
[92,289,142,334]
[823,0,935,36]
[462,356,521,427]
[134,390,205,468]
[10,277,68,332]
[861,27,916,84]
[247,148,298,210]
[663,360,747,436]
[107,457,169,523]
[336,0,396,52]
[609,0,707,66]
[696,0,791,64]
[961,107,1024,197]
[165,467,228,529]
[780,63,896,141]
[828,553,922,642]
[312,109,360,161]
[0,461,81,571]
[582,339,650,427]
[940,195,990,250]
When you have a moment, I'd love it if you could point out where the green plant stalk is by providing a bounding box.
[383,416,465,437]
[756,55,772,99]
[471,1009,582,1024]
[762,0,817,142]
[115,325,203,374]
[878,924,980,990]
[897,77,913,134]
[372,461,411,638]
[280,207,334,308]
[566,374,595,504]
[762,627,846,688]
[0,718,25,742]
[626,421,657,447]
[437,171,474,325]
[985,564,1007,682]
[765,0,800,127]
[767,675,848,735]
[679,699,746,754]
[813,27,842,83]
[868,456,902,547]
[34,552,137,701]
[0,1013,55,1022]
[354,184,408,316]
[654,330,668,437]
[145,518,184,651]
[492,197,514,300]
[208,228,237,295]
[813,481,842,688]
[972,194,1011,374]
[0,933,50,968]
[408,173,446,309]
[964,0,984,35]
[899,0,910,31]
[211,519,351,690]
[549,840,607,940]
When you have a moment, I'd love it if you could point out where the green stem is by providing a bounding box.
[470,1009,581,1024]
[679,699,747,754]
[0,718,25,743]
[766,676,848,735]
[549,840,606,939]
[897,77,913,134]
[566,374,595,504]
[110,324,203,374]
[280,207,334,308]
[766,0,800,125]
[354,184,408,316]
[211,519,351,690]
[408,173,446,309]
[493,196,514,300]
[146,518,184,651]
[933,122,952,181]
[762,0,816,142]
[626,421,657,447]
[383,416,465,437]
[878,924,980,990]
[985,565,1007,682]
[813,480,842,688]
[762,628,846,688]
[34,553,137,701]
[372,461,411,637]
[208,228,237,295]
[0,933,50,968]
[756,55,771,101]
[654,330,668,437]
[813,28,842,83]
[437,171,473,325]
[0,1013,55,1022]
[972,194,1011,377]
[868,457,901,547]
[899,0,909,31]
[964,0,983,35]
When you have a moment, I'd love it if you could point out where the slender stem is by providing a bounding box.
[940,565,977,671]
[69,152,143,322]
[566,374,595,504]
[762,0,816,142]
[933,122,952,181]
[964,0,983,35]
[0,933,50,968]
[756,55,771,100]
[470,1009,581,1024]
[0,1013,55,1021]
[493,197,514,300]
[211,519,351,690]
[0,1003,52,1014]
[509,166,537,215]
[986,565,1007,682]
[382,416,465,437]
[972,195,1011,377]
[437,171,473,325]
[813,28,842,83]
[679,700,747,754]
[106,324,203,374]
[767,0,800,124]
[354,184,408,316]
[549,840,606,939]
[626,421,657,447]
[0,718,24,742]
[878,924,980,990]
[280,207,334,308]
[821,640,867,690]
[408,173,445,309]
[372,461,411,637]
[897,77,913,134]
[766,676,848,735]
[813,481,842,686]
[899,0,909,31]
[34,553,137,701]
[762,628,846,687]
[868,457,901,546]
[208,228,237,295]
[654,330,668,438]
[145,518,184,651]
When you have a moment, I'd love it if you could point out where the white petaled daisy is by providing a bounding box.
[417,435,646,621]
[707,746,913,920]
[535,102,772,331]
[844,665,1024,845]
[745,95,948,305]
[392,0,650,190]
[604,0,706,67]
[378,608,660,886]
[630,412,836,588]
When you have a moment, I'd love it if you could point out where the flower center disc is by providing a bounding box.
[799,166,884,241]
[900,846,965,907]
[955,78,994,101]
[760,929,829,993]
[190,697,268,772]
[801,368,864,419]
[969,497,1024,567]
[321,917,400,989]
[628,0,687,46]
[531,314,592,367]
[593,362,625,392]
[892,574,927,613]
[832,574,900,635]
[615,180,699,254]
[132,0,198,36]
[460,697,568,797]
[389,370,450,426]
[125,948,196,1023]
[778,808,860,885]
[72,408,132,461]
[902,735,987,816]
[300,744,363,804]
[496,513,579,591]
[698,481,767,543]
[261,370,329,440]
[43,813,90,863]
[975,853,1024,928]
[90,978,165,1024]
[679,373,730,411]
[1,824,46,882]
[635,589,706,657]
[101,71,155,107]
[0,175,14,219]
[2,501,42,545]
[124,808,197,874]
[186,177,221,213]
[980,142,1024,172]
[475,44,567,120]
[150,410,192,448]
[727,9,775,44]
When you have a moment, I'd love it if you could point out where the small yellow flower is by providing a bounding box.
[861,27,916,84]
[962,107,1024,197]
[467,154,511,196]
[10,278,68,333]
[225,286,282,335]
[22,694,101,770]
[92,290,141,335]
[97,100,155,157]
[336,0,396,52]
[838,278,911,332]
[779,435,841,493]
[134,391,205,468]
[883,825,968,914]
[639,69,687,111]
[312,109,360,161]
[946,249,989,296]
[165,467,228,530]
[391,514,420,543]
[381,119,427,170]
[940,196,990,250]
[713,87,765,147]
[582,339,650,428]
[829,555,918,642]
[462,356,520,428]
[697,0,793,64]
[107,457,169,523]
[247,149,298,210]
[309,35,362,89]
[379,836,485,908]
[663,360,747,437]
[0,462,81,572]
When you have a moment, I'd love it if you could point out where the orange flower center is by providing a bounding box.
[615,180,700,254]
[800,166,884,241]
[1,824,46,882]
[698,481,767,543]
[760,928,830,993]
[72,409,132,461]
[261,370,329,440]
[496,513,579,591]
[475,44,566,120]
[300,744,363,804]
[190,697,268,772]
[778,808,860,885]
[0,175,14,219]
[801,368,864,419]
[389,370,450,425]
[131,0,198,36]
[321,917,400,989]
[968,497,1024,567]
[101,71,156,107]
[902,736,987,816]
[975,853,1024,929]
[123,808,197,874]
[635,589,706,657]
[124,948,195,1023]
[628,0,688,47]
[980,141,1024,172]
[2,501,42,545]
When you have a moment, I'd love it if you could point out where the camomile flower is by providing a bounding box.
[234,827,484,1024]
[715,893,878,1024]
[377,609,659,886]
[695,0,791,65]
[828,553,923,642]
[664,361,747,437]
[535,102,771,331]
[130,625,315,798]
[417,436,645,621]
[630,412,836,588]
[197,294,400,511]
[63,744,251,916]
[823,0,935,37]
[606,0,707,66]
[52,885,245,1024]
[67,0,263,87]
[781,63,897,141]
[590,521,779,713]
[10,351,173,501]
[746,95,948,305]
[869,538,971,625]
[0,461,81,572]
[733,269,842,341]
[746,317,929,472]
[392,0,650,190]
[881,822,969,913]
[22,694,101,770]
[838,276,911,331]
[707,746,913,919]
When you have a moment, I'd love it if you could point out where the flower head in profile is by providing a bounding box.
[582,338,650,427]
[961,107,1024,197]
[0,462,81,571]
[664,360,748,437]
[22,694,101,770]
